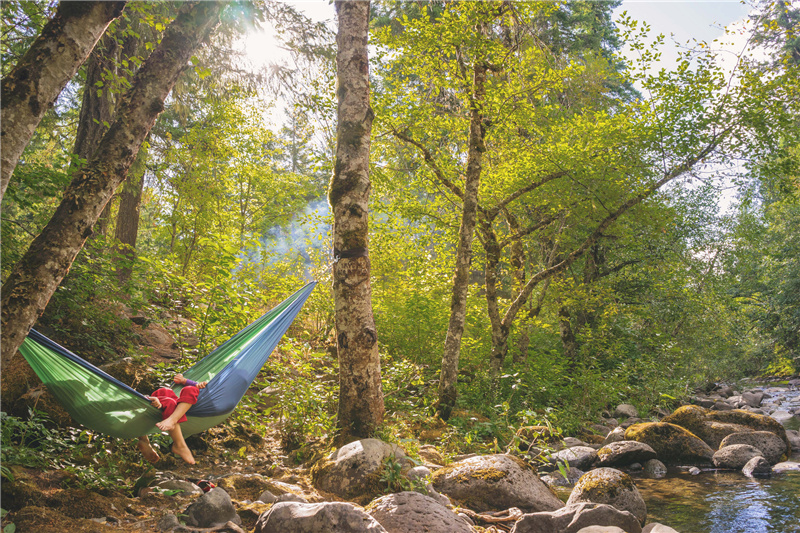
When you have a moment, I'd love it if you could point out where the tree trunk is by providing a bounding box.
[114,148,147,284]
[0,0,127,201]
[436,59,487,421]
[331,0,384,443]
[0,1,223,369]
[558,305,579,368]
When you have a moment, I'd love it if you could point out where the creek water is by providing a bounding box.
[635,383,800,532]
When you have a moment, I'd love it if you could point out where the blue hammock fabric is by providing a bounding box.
[19,282,317,438]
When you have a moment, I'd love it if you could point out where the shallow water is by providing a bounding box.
[634,463,800,533]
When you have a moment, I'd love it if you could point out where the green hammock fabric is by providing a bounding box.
[18,282,316,439]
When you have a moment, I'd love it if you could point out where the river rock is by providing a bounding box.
[712,444,763,469]
[770,410,799,427]
[549,446,598,470]
[184,488,242,529]
[256,502,387,533]
[772,461,800,473]
[742,391,764,407]
[614,404,639,419]
[510,502,642,533]
[624,422,714,465]
[602,427,626,446]
[366,491,472,533]
[642,524,680,533]
[563,437,591,447]
[312,439,409,501]
[574,528,626,533]
[663,405,790,450]
[431,454,563,513]
[596,441,657,467]
[719,431,788,464]
[154,479,202,496]
[541,467,585,488]
[742,456,771,477]
[787,429,800,451]
[642,459,667,479]
[566,468,646,526]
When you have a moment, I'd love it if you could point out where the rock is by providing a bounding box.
[541,467,585,488]
[312,438,409,501]
[718,385,734,398]
[595,441,657,467]
[713,401,735,411]
[418,445,445,466]
[154,479,202,496]
[256,490,277,504]
[614,404,639,419]
[157,513,181,532]
[406,466,432,483]
[688,467,701,475]
[770,410,799,427]
[566,468,646,526]
[509,502,642,533]
[276,493,308,503]
[642,524,680,533]
[742,391,764,407]
[255,502,387,533]
[772,461,800,473]
[563,437,590,447]
[642,459,667,479]
[366,491,473,533]
[712,444,763,469]
[431,454,564,513]
[719,431,788,464]
[184,488,242,528]
[624,422,714,465]
[602,427,626,446]
[548,446,599,471]
[574,528,626,533]
[663,405,790,450]
[742,456,771,477]
[787,429,800,451]
[216,474,299,502]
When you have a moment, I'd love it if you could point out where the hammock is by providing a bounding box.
[18,282,317,439]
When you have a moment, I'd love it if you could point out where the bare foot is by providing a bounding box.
[137,437,160,463]
[172,442,196,464]
[156,419,177,432]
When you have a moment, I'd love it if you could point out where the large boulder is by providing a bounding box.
[184,488,242,529]
[566,468,646,526]
[663,405,789,450]
[718,431,788,464]
[614,404,639,419]
[595,441,656,468]
[509,502,642,533]
[431,454,563,513]
[366,491,473,533]
[712,444,763,469]
[255,502,387,533]
[312,439,409,502]
[624,422,714,465]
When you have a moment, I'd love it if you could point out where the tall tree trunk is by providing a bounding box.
[436,59,487,421]
[114,148,147,284]
[331,0,384,442]
[558,305,579,369]
[0,0,127,201]
[0,1,223,369]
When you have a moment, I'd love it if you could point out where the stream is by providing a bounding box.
[635,383,800,532]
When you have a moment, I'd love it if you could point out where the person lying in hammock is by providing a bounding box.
[136,373,208,465]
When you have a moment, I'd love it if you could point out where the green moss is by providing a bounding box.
[625,422,713,464]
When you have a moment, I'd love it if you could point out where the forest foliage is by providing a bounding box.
[1,0,799,448]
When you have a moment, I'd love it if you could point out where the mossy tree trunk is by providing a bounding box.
[0,0,127,201]
[0,1,223,369]
[331,0,384,443]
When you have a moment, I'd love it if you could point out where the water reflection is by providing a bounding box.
[635,466,800,532]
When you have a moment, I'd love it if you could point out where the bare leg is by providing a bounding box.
[167,424,195,464]
[156,401,192,432]
[137,435,160,462]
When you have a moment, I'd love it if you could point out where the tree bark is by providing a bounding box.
[114,148,147,284]
[331,0,384,443]
[436,59,487,421]
[0,1,223,369]
[0,0,127,201]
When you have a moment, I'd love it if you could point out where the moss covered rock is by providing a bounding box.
[431,454,563,513]
[566,468,647,526]
[624,422,714,465]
